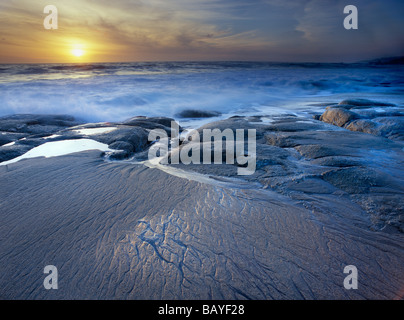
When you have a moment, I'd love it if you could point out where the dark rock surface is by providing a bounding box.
[176,109,222,118]
[1,110,403,233]
[94,126,149,153]
[0,132,25,146]
[164,115,404,233]
[121,116,175,131]
[317,99,404,141]
[0,114,83,134]
[0,115,179,162]
[0,144,33,163]
[0,114,84,162]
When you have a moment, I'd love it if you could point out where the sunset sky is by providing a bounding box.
[0,0,403,63]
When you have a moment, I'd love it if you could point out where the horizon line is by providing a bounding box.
[0,55,402,65]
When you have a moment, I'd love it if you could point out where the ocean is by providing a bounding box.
[0,61,403,127]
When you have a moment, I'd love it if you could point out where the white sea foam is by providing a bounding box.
[42,134,61,139]
[72,127,117,135]
[2,141,15,147]
[0,139,113,166]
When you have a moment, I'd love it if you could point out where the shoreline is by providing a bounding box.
[0,98,404,299]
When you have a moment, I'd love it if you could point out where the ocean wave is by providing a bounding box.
[49,64,110,71]
[0,62,403,123]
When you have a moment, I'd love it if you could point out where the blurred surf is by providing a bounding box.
[0,61,402,126]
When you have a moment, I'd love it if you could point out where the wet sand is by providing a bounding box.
[0,149,403,299]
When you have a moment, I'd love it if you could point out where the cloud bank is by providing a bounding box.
[0,0,403,62]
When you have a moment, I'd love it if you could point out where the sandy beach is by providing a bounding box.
[0,98,403,299]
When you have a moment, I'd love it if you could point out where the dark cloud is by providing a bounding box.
[0,0,403,62]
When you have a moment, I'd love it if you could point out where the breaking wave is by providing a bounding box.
[0,61,403,124]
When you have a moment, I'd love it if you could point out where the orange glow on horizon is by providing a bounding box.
[71,48,84,57]
[68,42,87,60]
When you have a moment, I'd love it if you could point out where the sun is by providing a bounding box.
[71,48,84,57]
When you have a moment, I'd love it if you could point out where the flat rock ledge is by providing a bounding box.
[1,107,403,233]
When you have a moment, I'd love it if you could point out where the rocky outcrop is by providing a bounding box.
[0,115,179,162]
[0,114,83,135]
[165,114,404,233]
[317,99,404,140]
[0,114,84,162]
[1,110,403,232]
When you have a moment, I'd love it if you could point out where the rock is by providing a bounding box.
[120,117,179,137]
[352,109,404,118]
[0,132,25,146]
[122,116,175,129]
[94,126,149,153]
[0,144,33,163]
[176,109,222,118]
[0,114,83,134]
[353,193,404,233]
[280,177,337,194]
[106,150,133,161]
[12,139,44,150]
[268,119,329,132]
[373,117,404,138]
[321,167,398,194]
[197,117,268,142]
[265,133,299,148]
[318,99,404,141]
[326,104,355,110]
[1,112,403,234]
[310,156,364,167]
[319,108,359,127]
[344,117,404,140]
[295,144,351,159]
[108,141,135,153]
[168,140,238,165]
[345,119,378,135]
